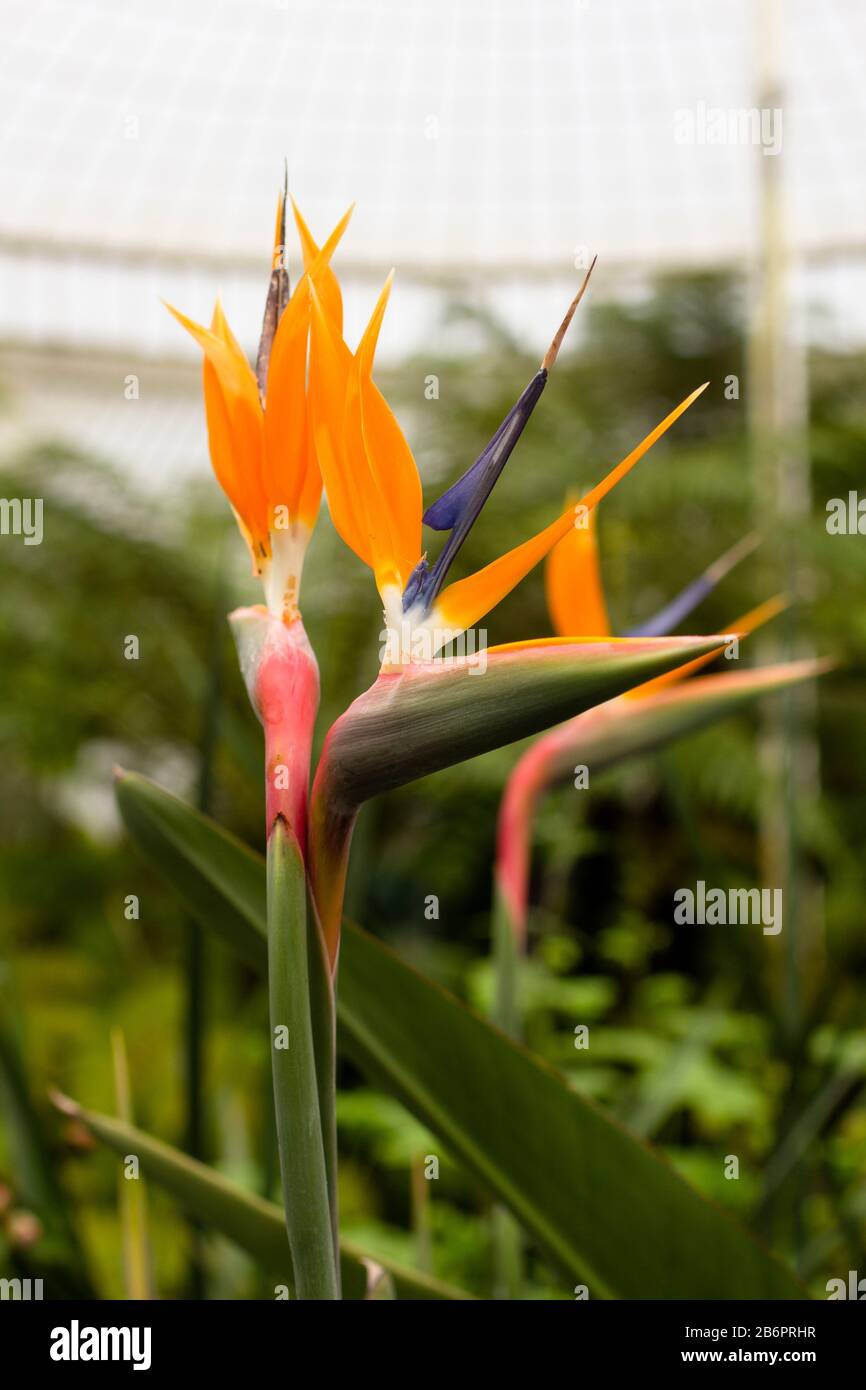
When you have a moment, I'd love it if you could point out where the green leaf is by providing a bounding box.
[51,1094,470,1302]
[111,1029,154,1299]
[266,819,338,1300]
[114,771,808,1300]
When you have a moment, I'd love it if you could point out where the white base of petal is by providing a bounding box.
[262,524,310,621]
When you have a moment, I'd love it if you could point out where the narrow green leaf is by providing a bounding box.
[337,922,806,1299]
[113,767,266,968]
[115,771,808,1300]
[111,1029,153,1299]
[51,1095,470,1301]
[266,819,337,1300]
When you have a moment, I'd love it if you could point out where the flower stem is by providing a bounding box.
[490,759,540,1298]
[307,903,340,1284]
[490,886,525,1298]
[267,816,338,1300]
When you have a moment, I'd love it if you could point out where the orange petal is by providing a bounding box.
[308,281,372,566]
[545,501,611,639]
[210,297,248,363]
[435,385,707,635]
[291,198,353,334]
[309,274,423,592]
[262,205,354,531]
[580,382,709,512]
[627,593,788,699]
[352,275,422,590]
[166,301,269,552]
[354,373,423,593]
[262,282,317,526]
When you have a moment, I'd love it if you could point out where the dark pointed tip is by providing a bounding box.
[541,255,597,372]
[279,166,288,246]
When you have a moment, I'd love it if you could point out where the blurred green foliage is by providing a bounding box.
[0,273,864,1298]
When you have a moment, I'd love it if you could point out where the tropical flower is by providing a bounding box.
[166,189,365,1300]
[163,200,776,1296]
[308,265,709,663]
[305,270,733,966]
[167,189,352,622]
[165,191,361,850]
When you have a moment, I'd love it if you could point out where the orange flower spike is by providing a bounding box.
[351,279,423,600]
[545,500,611,639]
[166,195,353,614]
[308,272,423,610]
[259,205,354,616]
[307,280,371,564]
[168,300,269,563]
[312,261,707,665]
[429,383,709,643]
[310,265,601,651]
[627,592,789,700]
[292,196,350,334]
[264,203,355,523]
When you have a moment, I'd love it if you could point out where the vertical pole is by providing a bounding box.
[749,0,824,1256]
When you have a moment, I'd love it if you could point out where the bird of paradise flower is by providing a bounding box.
[167,185,743,1300]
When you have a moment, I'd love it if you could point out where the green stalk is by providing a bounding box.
[307,904,340,1284]
[267,817,338,1300]
[490,884,525,1298]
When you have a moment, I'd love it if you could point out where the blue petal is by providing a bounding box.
[410,369,549,613]
[422,370,548,531]
[401,557,430,612]
[626,574,715,638]
[626,533,761,637]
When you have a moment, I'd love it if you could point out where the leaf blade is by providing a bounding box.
[114,772,807,1300]
[52,1095,469,1302]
